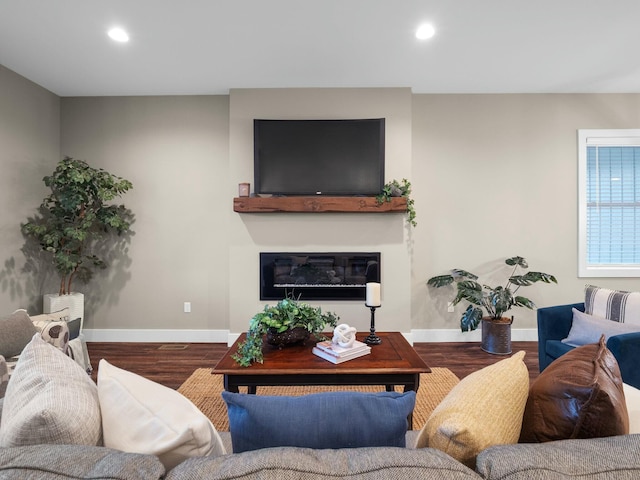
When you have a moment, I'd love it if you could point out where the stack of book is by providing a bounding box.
[312,340,371,364]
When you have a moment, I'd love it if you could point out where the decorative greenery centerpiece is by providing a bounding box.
[22,156,133,295]
[376,178,417,227]
[427,256,557,331]
[232,296,339,367]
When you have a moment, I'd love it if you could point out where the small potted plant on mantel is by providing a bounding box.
[427,256,557,354]
[22,156,133,324]
[376,178,417,227]
[232,295,340,367]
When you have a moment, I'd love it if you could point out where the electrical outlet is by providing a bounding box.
[447,302,455,313]
[183,302,191,313]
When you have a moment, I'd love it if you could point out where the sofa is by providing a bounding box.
[0,418,638,479]
[537,288,640,389]
[0,433,639,479]
[0,308,92,377]
[1,312,639,479]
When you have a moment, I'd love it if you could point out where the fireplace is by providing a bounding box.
[260,252,380,301]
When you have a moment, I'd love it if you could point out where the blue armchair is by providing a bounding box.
[537,302,640,389]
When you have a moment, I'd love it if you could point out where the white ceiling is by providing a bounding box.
[1,0,639,97]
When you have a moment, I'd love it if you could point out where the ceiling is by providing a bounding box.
[1,0,639,97]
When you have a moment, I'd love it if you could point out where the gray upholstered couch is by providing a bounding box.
[2,361,639,479]
[1,430,639,479]
[2,307,639,479]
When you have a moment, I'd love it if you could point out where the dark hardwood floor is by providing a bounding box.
[87,341,539,390]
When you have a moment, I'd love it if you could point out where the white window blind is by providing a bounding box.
[579,129,640,277]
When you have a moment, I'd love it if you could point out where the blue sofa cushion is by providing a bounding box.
[222,390,415,453]
[545,339,574,362]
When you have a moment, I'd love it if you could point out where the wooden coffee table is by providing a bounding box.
[212,331,430,428]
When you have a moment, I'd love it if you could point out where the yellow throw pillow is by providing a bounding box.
[416,350,529,468]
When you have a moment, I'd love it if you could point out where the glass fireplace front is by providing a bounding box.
[260,252,381,301]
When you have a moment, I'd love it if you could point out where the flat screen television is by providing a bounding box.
[254,118,385,196]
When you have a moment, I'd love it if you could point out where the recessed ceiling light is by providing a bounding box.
[416,23,436,40]
[108,27,129,43]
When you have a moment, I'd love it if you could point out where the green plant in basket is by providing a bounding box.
[427,256,557,332]
[232,295,339,367]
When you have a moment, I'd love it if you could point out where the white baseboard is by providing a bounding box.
[410,328,538,343]
[83,329,231,344]
[83,328,538,345]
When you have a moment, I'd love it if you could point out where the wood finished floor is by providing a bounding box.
[87,341,539,390]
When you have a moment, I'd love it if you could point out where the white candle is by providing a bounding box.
[366,282,381,307]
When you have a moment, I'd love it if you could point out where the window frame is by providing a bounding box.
[578,129,640,277]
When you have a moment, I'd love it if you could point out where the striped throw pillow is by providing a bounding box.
[585,285,640,325]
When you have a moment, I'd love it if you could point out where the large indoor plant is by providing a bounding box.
[427,256,557,353]
[232,295,339,367]
[22,156,133,299]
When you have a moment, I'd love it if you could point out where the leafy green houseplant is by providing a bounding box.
[232,296,340,367]
[22,156,133,295]
[376,178,417,227]
[427,256,557,332]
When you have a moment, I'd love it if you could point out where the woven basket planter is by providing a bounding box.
[481,317,513,355]
[266,326,310,348]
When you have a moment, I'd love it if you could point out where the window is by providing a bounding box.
[578,129,640,277]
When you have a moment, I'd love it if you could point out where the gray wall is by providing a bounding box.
[0,65,60,313]
[3,62,640,341]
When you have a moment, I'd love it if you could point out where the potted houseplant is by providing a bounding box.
[376,178,417,227]
[427,256,557,354]
[232,295,340,367]
[22,156,133,323]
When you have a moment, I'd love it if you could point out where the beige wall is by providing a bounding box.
[228,88,413,337]
[59,88,414,340]
[60,96,230,338]
[0,65,60,313]
[412,94,640,339]
[4,63,640,341]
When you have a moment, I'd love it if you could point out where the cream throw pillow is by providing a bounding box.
[97,359,226,470]
[0,334,101,447]
[416,350,529,468]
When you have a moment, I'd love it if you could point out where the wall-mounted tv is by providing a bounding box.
[254,118,385,196]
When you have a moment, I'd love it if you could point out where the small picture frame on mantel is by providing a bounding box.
[238,182,250,197]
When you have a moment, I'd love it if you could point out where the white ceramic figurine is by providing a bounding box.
[332,323,357,348]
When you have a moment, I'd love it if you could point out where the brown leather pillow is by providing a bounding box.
[520,336,629,442]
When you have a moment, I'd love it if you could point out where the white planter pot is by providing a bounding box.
[43,292,85,330]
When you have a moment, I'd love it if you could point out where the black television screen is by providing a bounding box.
[254,118,385,196]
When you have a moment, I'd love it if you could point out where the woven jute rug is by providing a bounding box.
[178,367,460,431]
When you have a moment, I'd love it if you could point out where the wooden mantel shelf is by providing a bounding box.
[233,196,407,213]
